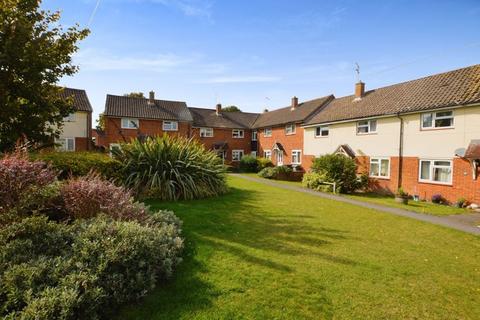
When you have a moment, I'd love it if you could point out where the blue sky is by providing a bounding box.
[42,0,480,122]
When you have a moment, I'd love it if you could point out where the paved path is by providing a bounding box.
[232,174,480,236]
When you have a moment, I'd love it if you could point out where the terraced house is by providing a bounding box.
[56,88,93,151]
[303,64,480,203]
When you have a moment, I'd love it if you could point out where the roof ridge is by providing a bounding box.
[106,93,187,104]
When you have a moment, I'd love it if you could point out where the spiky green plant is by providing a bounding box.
[112,135,227,200]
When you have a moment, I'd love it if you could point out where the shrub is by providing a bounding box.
[257,157,274,171]
[60,172,148,222]
[112,135,228,200]
[310,154,358,193]
[0,152,57,212]
[0,212,183,319]
[258,167,276,179]
[456,197,467,208]
[431,194,443,204]
[302,172,334,192]
[32,151,123,181]
[239,155,258,172]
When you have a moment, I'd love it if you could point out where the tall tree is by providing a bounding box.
[0,0,89,151]
[124,92,145,98]
[222,105,241,112]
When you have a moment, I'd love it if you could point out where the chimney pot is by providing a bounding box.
[291,96,298,110]
[216,103,222,115]
[148,91,155,105]
[263,108,269,113]
[355,82,365,99]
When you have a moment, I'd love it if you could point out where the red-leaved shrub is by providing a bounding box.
[61,172,148,221]
[0,152,57,211]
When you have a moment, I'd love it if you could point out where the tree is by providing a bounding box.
[124,92,145,98]
[222,105,241,112]
[0,0,89,151]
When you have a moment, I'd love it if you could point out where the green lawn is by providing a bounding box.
[242,173,467,216]
[119,176,480,320]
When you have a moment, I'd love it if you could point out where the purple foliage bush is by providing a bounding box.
[431,193,443,204]
[61,172,148,222]
[0,152,57,211]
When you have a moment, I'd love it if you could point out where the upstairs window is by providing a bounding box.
[285,123,296,135]
[163,121,178,131]
[232,129,244,138]
[252,130,257,141]
[200,127,213,137]
[357,119,377,134]
[63,113,76,122]
[421,110,454,129]
[121,118,139,129]
[264,128,272,137]
[315,125,329,137]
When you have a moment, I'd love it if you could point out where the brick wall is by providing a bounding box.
[191,127,252,165]
[103,117,191,147]
[356,155,480,203]
[257,123,305,168]
[74,137,89,151]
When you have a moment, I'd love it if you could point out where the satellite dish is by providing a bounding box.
[454,147,466,157]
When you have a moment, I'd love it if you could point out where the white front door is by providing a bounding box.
[276,150,283,166]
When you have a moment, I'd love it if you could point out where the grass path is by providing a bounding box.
[119,176,480,319]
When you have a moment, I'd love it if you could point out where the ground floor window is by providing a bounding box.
[419,159,452,184]
[251,151,257,158]
[292,150,302,164]
[56,138,75,152]
[232,150,244,161]
[264,150,271,160]
[369,157,390,178]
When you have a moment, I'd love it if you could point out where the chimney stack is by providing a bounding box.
[148,91,155,105]
[216,103,222,115]
[291,96,298,110]
[355,82,365,99]
[263,108,269,113]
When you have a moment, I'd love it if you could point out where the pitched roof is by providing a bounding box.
[59,88,93,112]
[189,107,259,129]
[305,64,480,126]
[252,95,334,129]
[104,94,193,122]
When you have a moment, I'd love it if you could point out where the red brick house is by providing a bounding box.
[189,104,258,164]
[252,95,333,170]
[102,91,193,150]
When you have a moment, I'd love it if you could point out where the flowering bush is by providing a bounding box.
[0,152,57,211]
[61,172,148,222]
[431,194,443,204]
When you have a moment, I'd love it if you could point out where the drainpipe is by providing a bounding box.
[396,113,404,189]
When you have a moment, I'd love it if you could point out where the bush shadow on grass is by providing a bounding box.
[119,186,354,319]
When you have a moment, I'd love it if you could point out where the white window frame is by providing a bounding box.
[251,151,257,158]
[357,119,377,135]
[285,123,296,135]
[56,137,75,152]
[264,150,272,160]
[121,118,139,129]
[232,149,244,162]
[252,130,257,141]
[63,113,76,122]
[421,110,454,130]
[369,157,390,179]
[232,129,244,138]
[199,127,213,137]
[418,159,453,185]
[163,120,178,131]
[264,128,272,137]
[109,143,121,156]
[292,150,302,165]
[315,125,329,137]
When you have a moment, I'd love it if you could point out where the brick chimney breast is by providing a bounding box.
[148,91,155,105]
[291,96,298,110]
[355,82,365,99]
[216,103,222,115]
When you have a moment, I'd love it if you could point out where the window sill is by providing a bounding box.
[314,135,329,139]
[285,133,296,136]
[121,127,138,130]
[232,137,244,139]
[418,180,453,186]
[420,127,454,131]
[163,129,178,132]
[356,132,378,136]
[369,176,390,180]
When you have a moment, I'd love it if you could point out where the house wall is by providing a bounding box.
[58,111,91,151]
[303,105,480,203]
[257,123,306,168]
[103,117,191,147]
[191,127,252,165]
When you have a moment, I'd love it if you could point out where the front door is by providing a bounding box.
[276,150,283,166]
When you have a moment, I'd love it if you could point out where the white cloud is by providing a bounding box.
[201,75,282,84]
